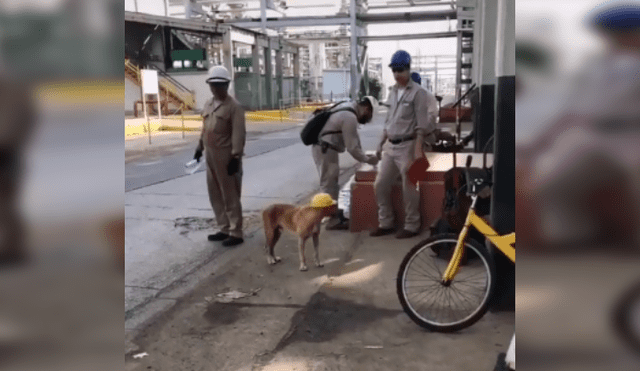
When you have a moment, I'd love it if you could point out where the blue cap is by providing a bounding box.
[411,72,421,84]
[389,50,411,68]
[589,2,640,31]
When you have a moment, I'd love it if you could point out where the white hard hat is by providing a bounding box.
[206,65,231,83]
[362,96,379,114]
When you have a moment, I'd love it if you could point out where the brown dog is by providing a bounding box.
[262,199,336,271]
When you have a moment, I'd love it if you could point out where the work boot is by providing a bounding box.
[369,227,395,237]
[208,232,229,241]
[222,236,244,247]
[326,209,349,231]
[326,219,349,231]
[396,229,420,239]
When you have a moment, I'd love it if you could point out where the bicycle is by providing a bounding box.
[397,155,515,332]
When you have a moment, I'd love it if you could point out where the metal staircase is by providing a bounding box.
[125,59,196,112]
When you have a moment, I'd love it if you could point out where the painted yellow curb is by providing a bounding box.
[36,80,124,106]
[246,110,289,121]
[125,123,162,137]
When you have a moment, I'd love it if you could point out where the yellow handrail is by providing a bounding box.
[125,59,195,109]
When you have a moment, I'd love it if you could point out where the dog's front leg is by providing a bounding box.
[312,233,323,267]
[298,237,308,271]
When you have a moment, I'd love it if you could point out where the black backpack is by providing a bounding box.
[300,102,357,146]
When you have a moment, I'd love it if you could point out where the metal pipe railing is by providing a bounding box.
[452,83,476,108]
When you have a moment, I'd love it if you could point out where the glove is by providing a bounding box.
[366,154,379,166]
[194,149,203,162]
[227,157,240,176]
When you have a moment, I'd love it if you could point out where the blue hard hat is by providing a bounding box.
[411,72,421,84]
[589,1,640,31]
[389,50,411,68]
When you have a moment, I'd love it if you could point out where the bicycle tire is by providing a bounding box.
[612,281,640,355]
[397,233,496,332]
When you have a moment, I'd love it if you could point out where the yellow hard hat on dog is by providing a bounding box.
[310,193,337,208]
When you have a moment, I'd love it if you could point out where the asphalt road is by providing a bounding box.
[125,127,305,192]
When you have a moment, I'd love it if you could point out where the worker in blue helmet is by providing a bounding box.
[410,72,421,85]
[590,1,640,32]
[371,50,438,239]
[516,1,640,249]
[589,1,640,50]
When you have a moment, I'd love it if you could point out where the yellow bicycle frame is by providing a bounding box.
[442,206,515,282]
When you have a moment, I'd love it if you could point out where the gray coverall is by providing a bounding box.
[375,80,438,232]
[196,95,246,238]
[312,102,370,200]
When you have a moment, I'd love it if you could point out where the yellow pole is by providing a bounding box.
[181,104,185,139]
[143,92,151,145]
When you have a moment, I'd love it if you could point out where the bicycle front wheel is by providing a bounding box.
[397,234,496,332]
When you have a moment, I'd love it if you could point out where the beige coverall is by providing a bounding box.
[312,102,370,200]
[196,95,246,238]
[375,80,438,232]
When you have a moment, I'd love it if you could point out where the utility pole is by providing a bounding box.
[349,0,358,99]
[434,56,438,95]
[261,0,267,33]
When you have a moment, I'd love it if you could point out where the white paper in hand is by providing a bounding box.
[185,159,204,175]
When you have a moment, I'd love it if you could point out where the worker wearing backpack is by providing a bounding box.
[311,96,380,230]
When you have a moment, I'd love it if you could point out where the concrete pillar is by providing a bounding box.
[275,47,284,109]
[222,30,235,98]
[265,44,273,109]
[260,0,267,33]
[252,42,262,110]
[363,55,369,96]
[293,51,300,105]
[489,0,515,313]
[474,0,498,152]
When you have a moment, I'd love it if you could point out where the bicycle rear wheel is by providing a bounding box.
[397,233,496,332]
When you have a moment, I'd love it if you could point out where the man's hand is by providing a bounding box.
[194,148,203,162]
[366,154,379,166]
[227,156,240,176]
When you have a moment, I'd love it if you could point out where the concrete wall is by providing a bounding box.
[125,78,141,115]
[166,71,211,112]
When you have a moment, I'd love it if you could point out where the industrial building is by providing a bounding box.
[124,0,484,115]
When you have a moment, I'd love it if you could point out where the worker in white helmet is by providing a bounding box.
[194,65,246,247]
